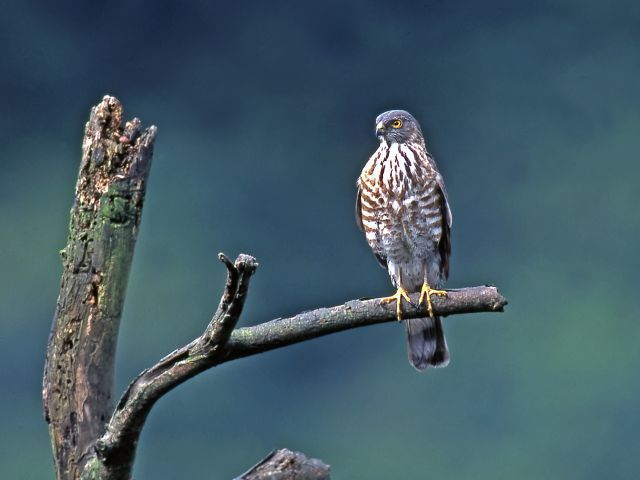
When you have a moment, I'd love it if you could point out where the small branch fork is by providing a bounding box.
[86,254,258,479]
[84,252,506,479]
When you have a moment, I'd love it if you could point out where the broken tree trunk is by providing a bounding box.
[43,96,157,480]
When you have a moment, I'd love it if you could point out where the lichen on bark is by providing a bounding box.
[43,96,156,480]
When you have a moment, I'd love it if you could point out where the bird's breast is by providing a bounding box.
[358,142,443,252]
[359,142,433,206]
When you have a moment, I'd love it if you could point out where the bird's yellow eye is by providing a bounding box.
[391,119,403,128]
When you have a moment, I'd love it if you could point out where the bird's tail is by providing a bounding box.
[405,316,449,371]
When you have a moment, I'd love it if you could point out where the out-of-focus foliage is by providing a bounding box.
[1,0,639,478]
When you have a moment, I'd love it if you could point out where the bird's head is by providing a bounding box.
[375,110,424,144]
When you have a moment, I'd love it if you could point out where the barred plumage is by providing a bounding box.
[356,110,452,371]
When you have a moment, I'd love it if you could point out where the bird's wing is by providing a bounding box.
[355,182,364,231]
[356,181,388,269]
[435,172,452,228]
[435,172,452,280]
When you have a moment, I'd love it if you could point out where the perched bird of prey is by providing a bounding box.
[356,110,452,371]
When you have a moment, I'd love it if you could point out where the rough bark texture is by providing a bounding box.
[42,96,157,480]
[86,280,504,480]
[225,285,506,362]
[44,95,508,480]
[82,254,258,480]
[235,449,330,480]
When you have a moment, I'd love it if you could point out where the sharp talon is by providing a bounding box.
[400,290,411,303]
[419,283,447,319]
[381,287,411,321]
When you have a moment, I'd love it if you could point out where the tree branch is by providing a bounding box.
[84,254,259,479]
[83,251,505,479]
[234,449,330,480]
[224,284,506,362]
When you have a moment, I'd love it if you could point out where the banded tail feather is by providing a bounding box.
[405,316,449,371]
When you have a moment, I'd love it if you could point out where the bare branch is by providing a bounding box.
[87,254,259,479]
[85,252,505,479]
[224,285,507,362]
[198,253,258,349]
[235,449,330,480]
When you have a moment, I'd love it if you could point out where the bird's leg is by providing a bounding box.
[381,270,411,321]
[381,286,412,321]
[419,269,447,319]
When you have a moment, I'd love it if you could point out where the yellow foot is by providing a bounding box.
[381,287,412,321]
[419,284,448,318]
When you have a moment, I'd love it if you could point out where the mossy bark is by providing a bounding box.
[43,96,156,480]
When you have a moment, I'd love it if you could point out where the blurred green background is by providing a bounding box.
[2,0,639,478]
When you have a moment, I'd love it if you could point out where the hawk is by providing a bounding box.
[356,110,452,371]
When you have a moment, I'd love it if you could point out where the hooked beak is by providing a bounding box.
[375,121,385,137]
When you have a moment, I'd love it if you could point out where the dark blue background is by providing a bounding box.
[2,1,639,477]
